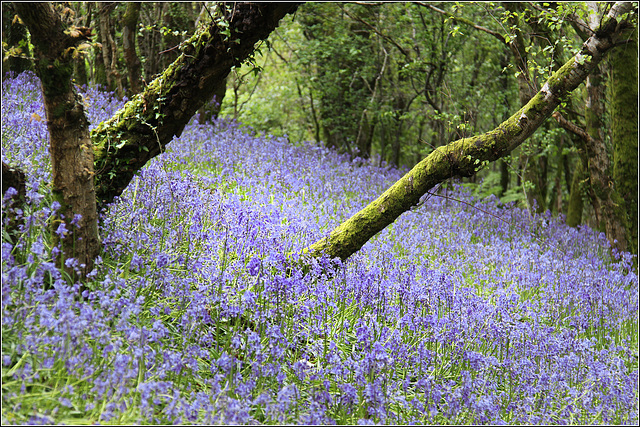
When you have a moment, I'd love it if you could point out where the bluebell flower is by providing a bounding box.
[55,222,68,237]
[248,256,261,276]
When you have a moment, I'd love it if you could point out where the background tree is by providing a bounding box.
[122,2,142,95]
[2,2,33,76]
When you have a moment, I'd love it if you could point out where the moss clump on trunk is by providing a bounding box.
[609,27,638,254]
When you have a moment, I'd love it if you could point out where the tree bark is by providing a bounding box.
[609,27,638,254]
[92,2,300,207]
[92,4,107,87]
[15,2,100,278]
[581,64,629,250]
[122,2,142,95]
[304,2,637,261]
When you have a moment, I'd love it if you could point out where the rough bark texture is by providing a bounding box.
[305,2,637,261]
[92,2,300,207]
[581,65,629,251]
[15,2,100,278]
[609,27,638,254]
[122,2,142,95]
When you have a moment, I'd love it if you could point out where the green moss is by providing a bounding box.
[609,28,638,253]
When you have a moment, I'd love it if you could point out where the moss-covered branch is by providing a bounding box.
[92,2,300,207]
[305,2,637,261]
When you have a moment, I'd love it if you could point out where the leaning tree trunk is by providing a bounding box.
[609,27,638,254]
[15,2,100,278]
[92,2,300,207]
[304,2,637,261]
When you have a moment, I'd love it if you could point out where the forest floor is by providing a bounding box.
[2,72,638,424]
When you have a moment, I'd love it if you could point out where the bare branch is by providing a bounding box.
[416,2,507,44]
[551,111,598,146]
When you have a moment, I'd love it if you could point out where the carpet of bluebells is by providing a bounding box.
[2,72,638,424]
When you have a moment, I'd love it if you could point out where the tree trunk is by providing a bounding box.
[92,3,107,87]
[122,2,142,95]
[92,2,300,207]
[609,27,638,254]
[355,112,375,159]
[74,53,88,87]
[139,3,164,82]
[304,2,636,261]
[72,2,91,87]
[581,63,629,251]
[97,2,123,98]
[15,2,100,278]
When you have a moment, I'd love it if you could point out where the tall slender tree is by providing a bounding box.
[122,2,142,95]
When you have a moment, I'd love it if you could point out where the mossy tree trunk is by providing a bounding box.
[92,2,300,207]
[304,2,637,261]
[15,2,100,279]
[609,27,638,254]
[582,64,629,251]
[122,2,142,95]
